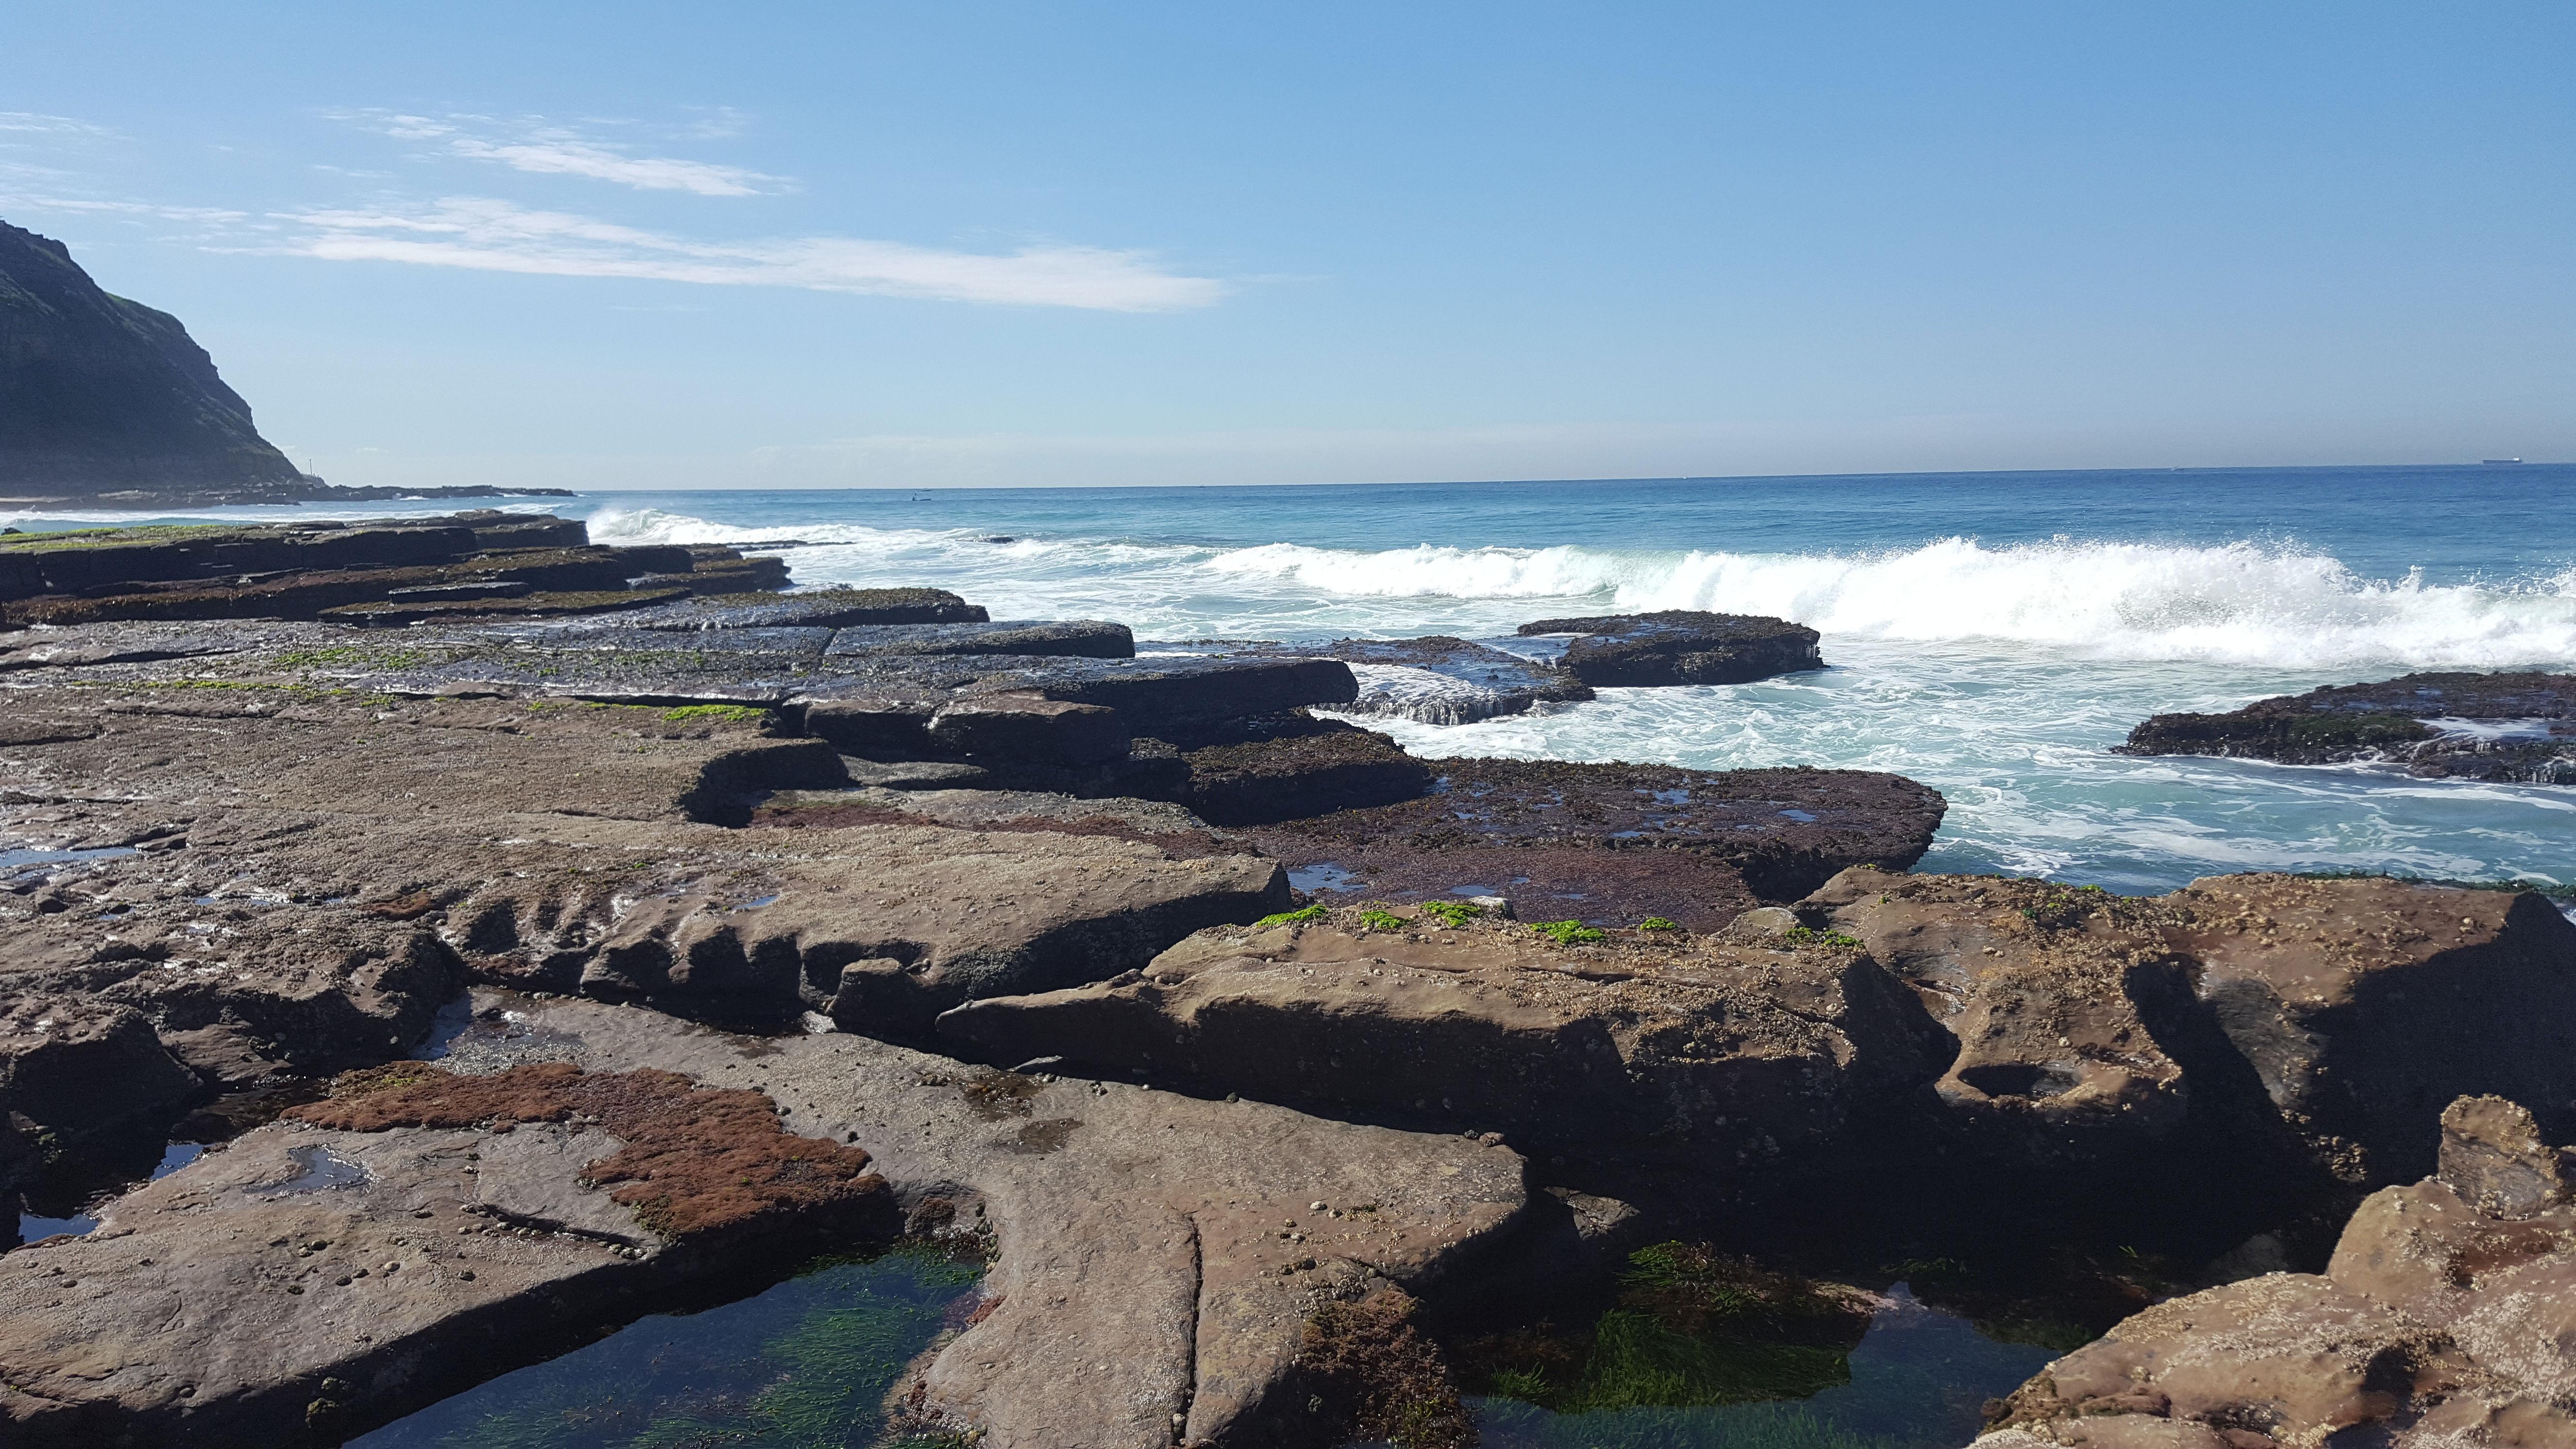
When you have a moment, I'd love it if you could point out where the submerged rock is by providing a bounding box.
[1980,1095,2576,1448]
[1516,611,1825,688]
[2121,670,2576,784]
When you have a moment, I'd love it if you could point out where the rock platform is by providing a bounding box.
[9,530,2576,1447]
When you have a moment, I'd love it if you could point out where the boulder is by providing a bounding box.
[798,653,1359,740]
[0,1001,200,1187]
[2121,671,2576,785]
[1516,611,1824,687]
[936,903,1951,1173]
[1981,1096,2576,1448]
[573,821,1286,1033]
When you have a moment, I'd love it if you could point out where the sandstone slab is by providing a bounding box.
[937,903,1951,1174]
[407,992,1532,1449]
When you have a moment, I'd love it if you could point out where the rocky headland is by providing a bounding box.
[3,513,2573,1447]
[0,219,568,509]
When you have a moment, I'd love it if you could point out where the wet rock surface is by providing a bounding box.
[2122,670,2576,784]
[1179,717,1435,824]
[1517,611,1825,688]
[1249,758,1948,914]
[1178,636,1593,725]
[1980,1095,2576,1449]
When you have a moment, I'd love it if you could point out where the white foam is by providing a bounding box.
[580,509,2576,672]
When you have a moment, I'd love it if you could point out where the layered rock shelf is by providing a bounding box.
[5,515,2575,1446]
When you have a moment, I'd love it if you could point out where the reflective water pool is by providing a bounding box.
[351,1247,983,1449]
[1471,1283,2052,1449]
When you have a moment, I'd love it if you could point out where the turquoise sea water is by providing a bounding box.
[18,464,2572,893]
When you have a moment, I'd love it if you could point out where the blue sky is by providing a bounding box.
[4,2,2568,489]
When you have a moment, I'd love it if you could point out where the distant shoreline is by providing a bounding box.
[0,483,579,511]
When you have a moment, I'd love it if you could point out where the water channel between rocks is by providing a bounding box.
[350,1246,984,1449]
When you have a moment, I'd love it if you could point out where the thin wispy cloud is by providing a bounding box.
[344,111,789,195]
[0,113,117,137]
[272,196,1227,311]
[0,193,249,224]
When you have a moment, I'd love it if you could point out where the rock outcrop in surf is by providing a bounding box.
[2122,670,2576,784]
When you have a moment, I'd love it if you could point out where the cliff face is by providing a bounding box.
[0,219,312,497]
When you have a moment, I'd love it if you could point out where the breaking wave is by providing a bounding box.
[587,508,2576,671]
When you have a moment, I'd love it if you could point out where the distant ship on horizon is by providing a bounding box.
[2481,457,2523,465]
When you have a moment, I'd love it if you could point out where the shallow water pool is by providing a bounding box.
[351,1247,982,1449]
[1470,1285,2052,1449]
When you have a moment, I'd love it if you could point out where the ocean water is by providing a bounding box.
[10,464,2574,892]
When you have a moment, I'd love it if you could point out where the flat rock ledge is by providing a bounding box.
[1978,1095,2576,1448]
[2122,669,2576,785]
[0,994,1529,1449]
